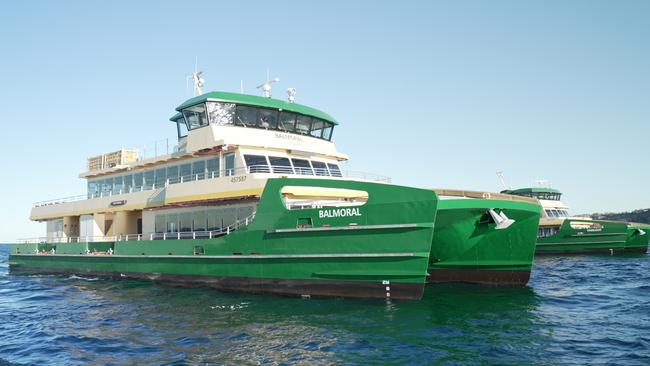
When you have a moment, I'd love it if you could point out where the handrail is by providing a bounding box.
[18,212,256,244]
[32,167,390,207]
[433,188,540,205]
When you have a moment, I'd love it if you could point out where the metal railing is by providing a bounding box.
[18,212,256,245]
[33,166,391,208]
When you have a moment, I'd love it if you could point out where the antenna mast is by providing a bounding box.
[188,57,205,96]
[256,68,279,98]
[496,171,509,190]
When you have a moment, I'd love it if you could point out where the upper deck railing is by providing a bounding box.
[32,166,391,208]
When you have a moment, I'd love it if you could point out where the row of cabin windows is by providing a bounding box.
[178,102,334,140]
[243,154,342,177]
[516,192,562,201]
[87,154,235,198]
[537,226,560,238]
[153,206,255,233]
[545,209,569,218]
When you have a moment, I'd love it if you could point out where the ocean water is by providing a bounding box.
[0,244,648,365]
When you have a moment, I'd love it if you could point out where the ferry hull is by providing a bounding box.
[9,178,438,300]
[427,199,540,287]
[535,219,648,255]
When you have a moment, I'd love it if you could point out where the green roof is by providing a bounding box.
[501,187,562,195]
[174,91,338,125]
[169,112,183,122]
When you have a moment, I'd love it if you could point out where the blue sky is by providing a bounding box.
[0,1,648,241]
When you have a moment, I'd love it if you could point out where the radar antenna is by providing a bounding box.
[534,179,550,188]
[256,68,279,98]
[287,88,297,103]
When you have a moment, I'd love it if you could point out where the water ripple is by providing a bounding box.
[1,245,649,365]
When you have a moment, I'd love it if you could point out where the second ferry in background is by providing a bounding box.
[502,182,649,254]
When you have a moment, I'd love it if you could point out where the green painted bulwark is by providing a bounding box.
[10,178,438,300]
[428,199,541,286]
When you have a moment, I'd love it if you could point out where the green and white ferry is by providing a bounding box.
[502,186,649,254]
[9,74,541,298]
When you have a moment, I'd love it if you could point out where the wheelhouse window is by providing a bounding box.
[206,102,235,125]
[327,163,342,177]
[258,109,278,129]
[295,115,312,135]
[291,159,313,175]
[322,122,333,140]
[311,161,329,176]
[171,114,188,138]
[182,103,208,130]
[235,105,258,127]
[244,155,270,173]
[279,112,297,132]
[310,119,325,138]
[268,156,293,174]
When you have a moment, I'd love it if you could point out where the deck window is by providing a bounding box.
[102,178,113,196]
[327,163,342,177]
[166,213,178,233]
[134,172,144,191]
[235,105,258,127]
[207,158,219,178]
[244,155,270,173]
[268,156,293,174]
[123,174,133,193]
[207,102,235,126]
[259,109,279,129]
[144,171,154,190]
[183,103,209,130]
[180,212,193,232]
[155,215,166,233]
[166,166,178,184]
[193,211,207,231]
[225,153,236,176]
[311,161,329,176]
[192,160,206,180]
[207,209,221,231]
[278,112,297,132]
[87,181,99,198]
[113,176,123,194]
[291,159,313,175]
[180,163,192,182]
[295,115,312,135]
[155,168,166,188]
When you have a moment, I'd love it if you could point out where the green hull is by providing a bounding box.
[9,178,438,300]
[428,199,541,286]
[535,219,648,254]
[624,224,650,253]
